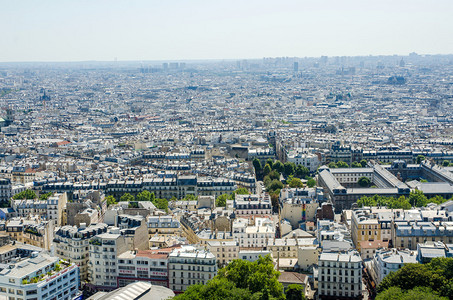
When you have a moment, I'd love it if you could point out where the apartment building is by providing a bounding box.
[234,194,272,216]
[287,150,321,172]
[233,217,275,248]
[39,175,237,200]
[117,249,171,288]
[147,216,181,237]
[168,245,217,293]
[88,215,150,291]
[5,217,54,250]
[11,193,68,227]
[206,240,239,266]
[88,228,128,291]
[238,250,272,262]
[54,223,109,281]
[392,221,453,250]
[0,253,80,300]
[0,177,11,206]
[279,187,323,229]
[371,248,417,285]
[351,209,382,251]
[317,251,363,299]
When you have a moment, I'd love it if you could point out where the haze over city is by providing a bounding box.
[2,0,453,62]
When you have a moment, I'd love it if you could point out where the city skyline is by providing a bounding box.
[2,0,453,62]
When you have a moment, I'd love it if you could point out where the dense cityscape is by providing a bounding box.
[0,53,453,300]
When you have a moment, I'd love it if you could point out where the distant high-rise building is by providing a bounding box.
[293,62,299,72]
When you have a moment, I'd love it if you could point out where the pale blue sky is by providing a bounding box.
[1,0,453,62]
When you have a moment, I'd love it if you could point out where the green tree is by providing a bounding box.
[295,165,309,178]
[13,189,37,200]
[328,162,338,168]
[263,164,272,176]
[388,196,411,210]
[360,159,368,167]
[154,198,168,211]
[136,190,152,202]
[306,178,316,188]
[120,193,134,202]
[416,155,425,164]
[377,286,447,300]
[270,190,280,210]
[442,160,450,167]
[336,161,349,168]
[358,176,371,187]
[183,194,198,201]
[268,170,281,181]
[106,195,117,206]
[216,194,228,207]
[428,195,447,205]
[357,196,376,207]
[235,188,249,195]
[39,192,52,200]
[284,162,295,176]
[263,176,272,188]
[266,159,274,169]
[217,255,285,299]
[268,180,284,193]
[285,284,305,300]
[288,177,303,188]
[351,161,362,168]
[377,257,453,298]
[408,190,428,207]
[273,161,284,173]
[253,158,263,178]
[174,277,253,300]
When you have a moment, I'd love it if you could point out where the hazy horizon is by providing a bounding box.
[2,0,453,62]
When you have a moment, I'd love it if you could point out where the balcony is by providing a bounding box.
[21,260,74,286]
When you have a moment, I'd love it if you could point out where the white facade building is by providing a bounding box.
[88,228,128,290]
[238,250,272,262]
[287,150,321,172]
[372,249,417,285]
[233,217,275,248]
[234,194,272,216]
[0,253,80,300]
[168,245,217,293]
[317,251,362,299]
